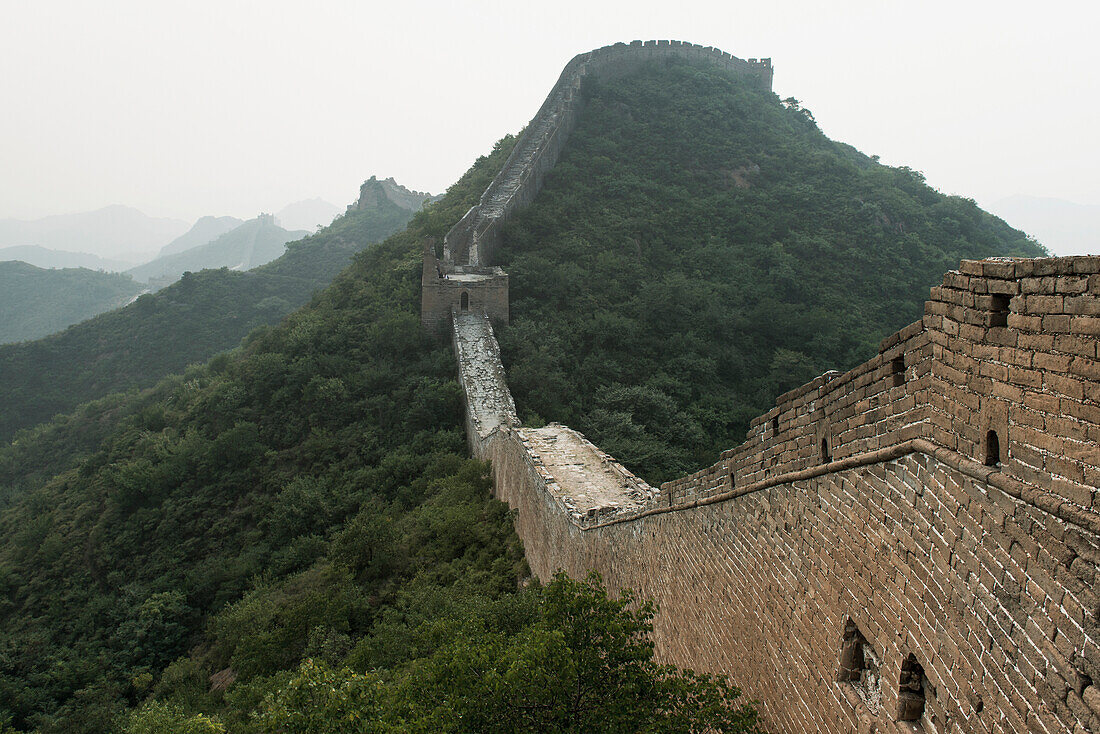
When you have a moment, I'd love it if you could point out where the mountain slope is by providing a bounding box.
[128,215,309,286]
[0,140,520,732]
[0,205,187,262]
[0,178,420,442]
[156,216,243,257]
[0,262,143,343]
[495,59,1044,483]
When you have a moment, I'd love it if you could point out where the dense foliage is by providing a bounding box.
[0,261,142,344]
[237,573,759,733]
[0,57,1046,732]
[497,60,1045,483]
[0,139,521,731]
[0,182,416,442]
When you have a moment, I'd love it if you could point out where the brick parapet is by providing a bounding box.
[636,256,1100,530]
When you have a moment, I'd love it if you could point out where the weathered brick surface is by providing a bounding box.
[446,255,1100,734]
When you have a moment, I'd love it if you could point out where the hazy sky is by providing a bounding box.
[1,0,1096,223]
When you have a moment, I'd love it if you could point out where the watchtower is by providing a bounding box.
[421,245,509,338]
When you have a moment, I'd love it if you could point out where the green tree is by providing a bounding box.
[253,660,390,734]
[123,701,225,734]
[387,573,761,733]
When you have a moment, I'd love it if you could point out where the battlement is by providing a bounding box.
[594,256,1100,533]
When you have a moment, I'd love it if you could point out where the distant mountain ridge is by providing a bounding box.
[157,215,243,257]
[128,214,309,286]
[0,261,143,343]
[348,175,436,213]
[0,245,131,271]
[0,176,424,441]
[0,205,188,262]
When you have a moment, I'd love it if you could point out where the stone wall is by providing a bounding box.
[444,255,1100,733]
[441,41,773,268]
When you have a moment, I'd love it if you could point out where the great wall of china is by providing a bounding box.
[423,42,1100,733]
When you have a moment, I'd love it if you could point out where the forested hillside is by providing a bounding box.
[0,181,417,443]
[0,140,516,731]
[0,136,758,733]
[0,55,1045,733]
[0,262,143,343]
[497,59,1044,483]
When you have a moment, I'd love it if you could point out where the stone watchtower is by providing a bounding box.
[420,243,509,338]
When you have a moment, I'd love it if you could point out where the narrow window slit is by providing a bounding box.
[989,293,1010,328]
[891,356,905,387]
[821,436,831,464]
[898,654,927,721]
[984,430,1000,467]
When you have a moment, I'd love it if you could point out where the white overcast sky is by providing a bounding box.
[1,0,1096,222]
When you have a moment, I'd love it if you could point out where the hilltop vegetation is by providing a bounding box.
[0,262,143,343]
[0,181,417,443]
[497,59,1044,483]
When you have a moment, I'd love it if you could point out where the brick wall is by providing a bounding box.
[449,255,1100,733]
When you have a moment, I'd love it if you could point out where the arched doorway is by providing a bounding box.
[460,291,469,311]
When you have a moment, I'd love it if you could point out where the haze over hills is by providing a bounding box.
[156,215,243,257]
[127,214,309,287]
[0,205,188,263]
[0,176,427,443]
[0,54,1047,732]
[0,262,144,344]
[988,194,1100,257]
[0,245,131,271]
[275,198,343,232]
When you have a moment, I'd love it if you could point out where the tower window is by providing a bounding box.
[989,294,1010,328]
[821,436,831,464]
[771,416,779,436]
[984,430,1000,467]
[898,655,927,721]
[891,356,905,387]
